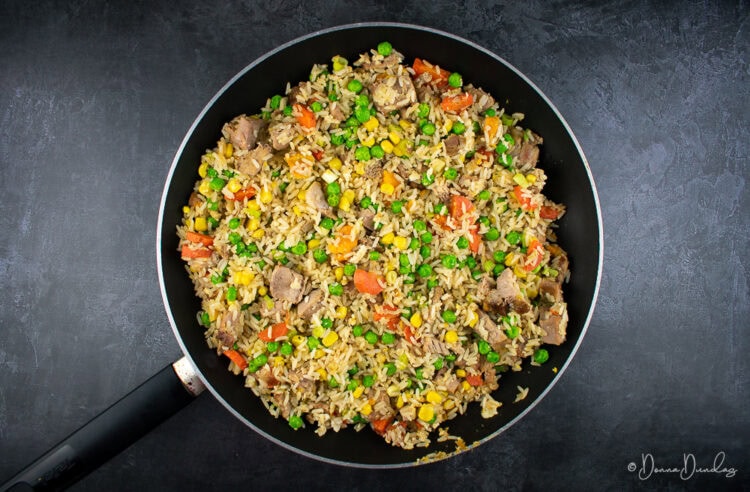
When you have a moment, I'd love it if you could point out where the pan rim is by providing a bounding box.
[156,21,604,468]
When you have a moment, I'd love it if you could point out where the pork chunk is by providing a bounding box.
[222,115,266,151]
[473,310,508,352]
[369,72,417,113]
[268,122,297,150]
[270,265,306,304]
[236,143,272,177]
[539,304,567,345]
[296,289,324,320]
[485,268,531,314]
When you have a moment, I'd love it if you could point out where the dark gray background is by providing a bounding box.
[1,1,748,490]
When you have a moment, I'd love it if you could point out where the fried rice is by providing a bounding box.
[177,42,570,449]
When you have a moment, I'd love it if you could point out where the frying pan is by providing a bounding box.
[1,23,602,490]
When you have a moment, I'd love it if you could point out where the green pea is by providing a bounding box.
[484,108,496,117]
[327,194,340,207]
[409,238,420,250]
[320,217,335,230]
[207,167,218,178]
[328,283,344,296]
[354,146,371,161]
[398,253,410,268]
[288,414,304,429]
[364,330,378,344]
[456,236,470,249]
[291,242,307,255]
[421,172,435,186]
[362,374,375,387]
[487,351,500,363]
[307,336,320,350]
[280,342,293,356]
[452,121,466,134]
[266,341,279,353]
[252,353,268,368]
[533,349,549,364]
[381,332,395,344]
[343,264,355,276]
[413,220,426,231]
[506,230,522,245]
[477,340,491,355]
[385,362,397,376]
[403,272,416,284]
[478,215,490,227]
[371,145,384,158]
[270,94,282,109]
[434,203,447,214]
[415,367,424,379]
[441,255,457,268]
[356,94,369,107]
[326,181,341,197]
[328,376,339,388]
[427,278,439,289]
[283,105,293,116]
[209,177,226,191]
[200,312,210,327]
[441,310,457,323]
[419,245,431,259]
[377,41,393,56]
[310,101,323,112]
[211,274,222,285]
[433,357,444,370]
[420,232,433,244]
[443,167,458,180]
[417,264,433,278]
[328,91,338,102]
[226,286,237,302]
[347,380,358,391]
[399,265,410,275]
[471,268,483,280]
[391,200,404,213]
[352,325,364,337]
[355,106,371,123]
[478,190,491,200]
[448,72,462,88]
[347,79,363,93]
[313,249,328,263]
[330,132,346,146]
[321,317,333,329]
[369,251,381,261]
[493,264,505,276]
[484,227,500,241]
[207,216,219,228]
[421,122,436,136]
[505,325,519,339]
[418,102,430,118]
[360,196,372,209]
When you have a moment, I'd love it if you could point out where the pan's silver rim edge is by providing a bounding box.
[156,21,603,469]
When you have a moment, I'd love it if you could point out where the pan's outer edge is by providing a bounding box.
[156,21,604,469]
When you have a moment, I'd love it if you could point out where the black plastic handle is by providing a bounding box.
[1,361,201,491]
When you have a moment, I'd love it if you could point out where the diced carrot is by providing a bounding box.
[402,322,416,344]
[229,187,256,201]
[224,349,248,370]
[513,185,538,210]
[465,374,483,386]
[312,150,324,161]
[468,225,481,254]
[186,231,213,246]
[181,244,211,259]
[523,238,545,272]
[328,224,358,255]
[293,103,316,129]
[540,205,560,220]
[440,92,473,113]
[258,322,288,342]
[371,418,393,435]
[412,58,449,85]
[482,116,501,147]
[374,305,400,330]
[449,195,475,221]
[382,170,400,189]
[284,153,314,179]
[433,214,451,231]
[353,269,384,295]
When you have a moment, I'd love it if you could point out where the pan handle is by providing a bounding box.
[1,357,205,491]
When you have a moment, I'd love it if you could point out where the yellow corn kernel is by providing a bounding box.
[443,399,455,410]
[322,331,339,347]
[526,284,538,299]
[227,178,241,194]
[246,200,259,211]
[305,240,322,253]
[246,218,259,232]
[312,325,325,338]
[426,391,443,404]
[354,162,366,175]
[381,232,395,245]
[297,189,307,201]
[314,349,325,359]
[224,142,233,158]
[233,270,254,286]
[455,368,466,377]
[380,182,395,195]
[363,116,379,132]
[387,385,400,397]
[392,140,408,157]
[198,180,210,195]
[194,217,207,231]
[198,163,209,178]
[292,205,302,216]
[252,229,265,239]
[513,265,527,279]
[410,312,423,328]
[273,356,285,367]
[334,267,344,281]
[360,402,373,416]
[445,330,458,344]
[362,136,375,147]
[462,381,472,391]
[398,119,412,130]
[526,174,537,184]
[385,271,397,284]
[257,286,267,296]
[332,55,347,72]
[380,140,394,153]
[376,352,386,364]
[504,252,515,266]
[443,119,453,133]
[393,236,409,250]
[316,368,328,379]
[260,188,273,204]
[396,394,404,408]
[418,404,435,422]
[466,309,479,328]
[292,335,306,347]
[352,385,365,398]
[182,206,190,214]
[388,131,401,145]
[335,306,348,319]
[328,157,343,171]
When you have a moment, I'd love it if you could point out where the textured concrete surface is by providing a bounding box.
[1,1,748,490]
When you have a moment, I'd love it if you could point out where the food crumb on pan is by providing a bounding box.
[177,41,570,450]
[514,386,529,403]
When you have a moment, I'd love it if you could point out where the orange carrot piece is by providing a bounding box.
[353,269,384,295]
[465,374,483,386]
[224,349,248,370]
[468,225,481,254]
[371,418,393,435]
[440,92,474,113]
[293,103,316,129]
[449,195,475,221]
[181,244,211,259]
[258,322,288,342]
[328,224,358,255]
[523,238,545,272]
[229,187,256,201]
[186,231,213,246]
[540,205,560,220]
[513,185,538,210]
[412,58,449,85]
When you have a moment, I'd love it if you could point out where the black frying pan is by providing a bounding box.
[2,23,602,490]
